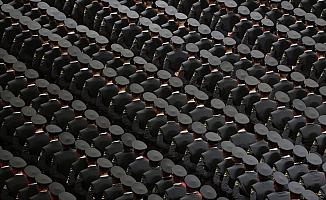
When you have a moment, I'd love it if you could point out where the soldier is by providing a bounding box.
[196,132,222,185]
[266,91,294,133]
[221,147,246,198]
[181,175,202,200]
[274,139,295,173]
[168,113,192,162]
[215,0,239,36]
[232,155,258,199]
[241,11,263,49]
[151,1,168,26]
[189,90,213,123]
[250,163,274,200]
[117,11,141,49]
[253,19,277,54]
[178,43,201,84]
[50,132,78,184]
[266,172,290,200]
[66,139,89,189]
[152,29,173,70]
[74,147,101,199]
[209,31,225,57]
[144,98,168,146]
[282,99,307,142]
[107,76,132,125]
[152,158,174,195]
[280,30,304,66]
[156,105,180,153]
[231,113,256,150]
[205,98,226,133]
[164,165,187,200]
[295,36,318,78]
[141,150,163,191]
[302,79,322,108]
[232,45,251,76]
[127,140,150,181]
[300,153,326,192]
[310,43,326,81]
[122,83,145,130]
[37,124,63,174]
[183,122,208,173]
[278,1,296,27]
[130,17,152,56]
[287,72,306,101]
[163,36,187,75]
[87,158,113,200]
[231,6,251,44]
[289,8,306,32]
[140,23,161,63]
[262,131,282,167]
[213,61,237,103]
[29,174,53,200]
[286,145,309,182]
[102,166,126,200]
[17,165,41,200]
[200,56,223,98]
[83,0,102,29]
[317,86,326,115]
[212,141,235,192]
[295,107,321,149]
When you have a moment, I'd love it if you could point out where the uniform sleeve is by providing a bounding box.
[221,172,233,197]
[168,141,179,161]
[132,115,145,137]
[50,156,67,183]
[233,181,246,200]
[196,156,209,180]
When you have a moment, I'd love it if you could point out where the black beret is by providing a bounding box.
[84,109,99,121]
[147,150,163,162]
[75,140,90,151]
[178,113,192,125]
[185,174,201,189]
[256,163,273,176]
[273,171,288,185]
[110,166,126,179]
[71,100,87,112]
[191,122,207,135]
[120,175,136,187]
[161,158,175,174]
[157,70,171,80]
[304,107,319,119]
[49,182,65,196]
[172,165,187,177]
[221,141,235,152]
[131,182,148,195]
[35,174,52,185]
[85,147,101,158]
[293,145,308,158]
[211,98,225,110]
[109,125,124,136]
[306,153,322,166]
[97,157,113,169]
[132,140,147,151]
[59,132,75,146]
[267,131,282,143]
[24,165,41,178]
[121,133,136,147]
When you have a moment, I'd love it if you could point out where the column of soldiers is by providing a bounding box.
[0,0,326,199]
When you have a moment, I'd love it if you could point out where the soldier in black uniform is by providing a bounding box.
[301,153,326,192]
[212,141,235,193]
[295,107,321,149]
[232,155,258,199]
[266,172,290,200]
[231,113,256,150]
[310,43,326,81]
[87,157,113,200]
[250,163,274,200]
[241,11,263,49]
[196,132,222,185]
[221,147,246,198]
[50,132,78,184]
[74,147,101,200]
[164,165,187,199]
[286,145,309,182]
[168,113,192,163]
[182,122,208,173]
